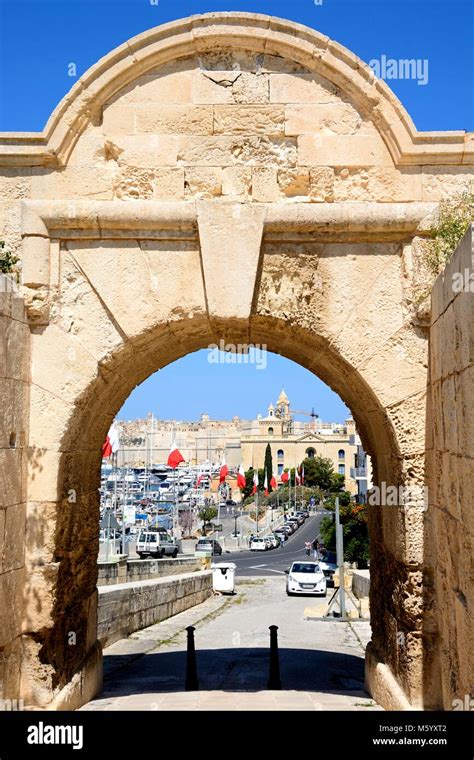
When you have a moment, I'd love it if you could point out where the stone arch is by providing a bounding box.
[2,11,473,713]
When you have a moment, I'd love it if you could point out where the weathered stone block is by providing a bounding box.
[221,166,252,198]
[269,72,341,104]
[277,168,310,197]
[185,168,222,198]
[251,167,280,202]
[110,134,179,168]
[298,133,392,166]
[285,103,362,135]
[153,168,185,200]
[136,105,213,135]
[309,166,334,201]
[213,105,285,135]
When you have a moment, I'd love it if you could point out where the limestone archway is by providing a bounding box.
[1,12,473,711]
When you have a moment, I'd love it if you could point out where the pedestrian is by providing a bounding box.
[305,541,311,557]
[280,532,285,546]
[312,538,318,560]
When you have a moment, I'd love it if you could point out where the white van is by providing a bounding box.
[136,530,179,559]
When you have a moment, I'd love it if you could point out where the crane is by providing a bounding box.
[290,408,319,431]
[274,406,319,431]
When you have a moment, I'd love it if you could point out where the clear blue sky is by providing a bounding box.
[1,0,472,422]
[1,0,472,131]
[119,350,352,423]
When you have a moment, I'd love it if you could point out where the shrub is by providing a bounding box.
[427,190,474,275]
[0,241,19,275]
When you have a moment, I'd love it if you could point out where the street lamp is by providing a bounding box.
[234,512,238,537]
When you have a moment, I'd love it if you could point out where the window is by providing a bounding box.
[338,449,345,460]
[277,449,284,460]
[306,448,316,458]
[268,427,274,435]
[338,464,345,475]
[278,463,284,476]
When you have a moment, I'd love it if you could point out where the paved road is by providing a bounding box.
[82,575,380,711]
[223,513,326,576]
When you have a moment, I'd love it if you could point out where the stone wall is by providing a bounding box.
[0,284,29,700]
[352,569,370,600]
[427,225,474,710]
[97,570,212,648]
[97,556,202,586]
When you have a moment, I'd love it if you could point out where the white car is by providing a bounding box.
[262,535,278,549]
[285,561,327,596]
[250,538,267,551]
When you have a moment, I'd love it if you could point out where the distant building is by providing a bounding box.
[116,389,370,498]
[240,390,364,496]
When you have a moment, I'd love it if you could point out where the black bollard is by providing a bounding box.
[267,624,282,690]
[185,625,199,691]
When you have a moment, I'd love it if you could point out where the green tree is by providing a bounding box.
[302,456,336,491]
[319,503,370,568]
[198,506,218,536]
[241,467,265,499]
[264,443,273,491]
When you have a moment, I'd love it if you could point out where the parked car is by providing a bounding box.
[287,519,300,530]
[262,534,278,549]
[282,522,295,534]
[318,551,337,587]
[250,538,267,551]
[136,531,179,559]
[285,561,327,596]
[226,499,237,506]
[195,538,223,556]
[295,511,307,522]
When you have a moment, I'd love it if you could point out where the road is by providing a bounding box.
[82,572,379,711]
[224,513,326,576]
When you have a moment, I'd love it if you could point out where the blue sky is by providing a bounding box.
[1,0,472,131]
[1,0,472,422]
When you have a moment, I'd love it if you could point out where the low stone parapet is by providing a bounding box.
[97,556,202,586]
[97,570,212,648]
[352,569,370,599]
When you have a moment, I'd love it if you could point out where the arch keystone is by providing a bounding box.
[197,201,265,328]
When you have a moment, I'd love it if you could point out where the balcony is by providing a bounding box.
[350,467,367,479]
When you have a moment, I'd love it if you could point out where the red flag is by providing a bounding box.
[264,473,269,496]
[252,471,258,495]
[195,471,204,489]
[295,468,301,485]
[270,475,277,490]
[237,464,246,490]
[102,423,119,458]
[219,455,229,483]
[102,436,112,458]
[167,442,185,469]
[301,465,305,485]
[281,471,289,484]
